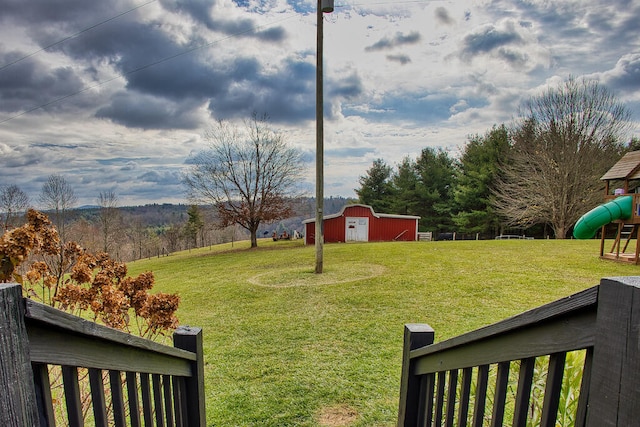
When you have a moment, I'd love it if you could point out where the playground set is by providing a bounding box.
[573,150,640,264]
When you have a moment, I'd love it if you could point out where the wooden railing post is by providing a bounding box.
[173,326,205,427]
[586,277,640,426]
[397,323,435,427]
[0,283,39,427]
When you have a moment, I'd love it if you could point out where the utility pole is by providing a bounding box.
[315,0,333,273]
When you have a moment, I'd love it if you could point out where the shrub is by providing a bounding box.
[1,209,182,424]
[1,209,179,340]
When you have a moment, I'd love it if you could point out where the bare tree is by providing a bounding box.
[493,77,632,238]
[39,174,77,243]
[0,184,30,230]
[37,174,78,290]
[97,190,120,253]
[184,115,304,248]
[163,224,183,254]
[127,218,142,260]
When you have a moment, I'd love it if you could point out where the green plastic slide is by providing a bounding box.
[573,196,633,239]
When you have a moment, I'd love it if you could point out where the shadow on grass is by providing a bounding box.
[247,262,386,288]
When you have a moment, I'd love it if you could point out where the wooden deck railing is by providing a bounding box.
[397,276,640,427]
[0,283,205,427]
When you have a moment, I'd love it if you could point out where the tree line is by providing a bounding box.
[2,113,309,253]
[3,77,637,244]
[0,178,244,262]
[0,176,349,261]
[356,77,638,239]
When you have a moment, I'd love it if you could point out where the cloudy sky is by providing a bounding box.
[1,0,639,207]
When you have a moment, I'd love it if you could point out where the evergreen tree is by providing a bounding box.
[390,156,420,215]
[355,159,395,212]
[453,125,510,236]
[184,205,204,248]
[414,148,457,232]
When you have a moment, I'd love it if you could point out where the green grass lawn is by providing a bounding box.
[128,238,638,427]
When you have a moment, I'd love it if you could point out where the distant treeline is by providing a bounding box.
[354,125,638,239]
[6,197,353,262]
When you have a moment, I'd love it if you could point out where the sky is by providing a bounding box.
[1,0,639,207]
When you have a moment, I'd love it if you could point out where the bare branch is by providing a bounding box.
[0,184,30,230]
[97,190,120,252]
[493,77,630,238]
[183,116,305,247]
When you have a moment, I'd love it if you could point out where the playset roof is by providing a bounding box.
[601,150,640,181]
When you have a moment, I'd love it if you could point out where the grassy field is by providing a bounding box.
[128,238,638,427]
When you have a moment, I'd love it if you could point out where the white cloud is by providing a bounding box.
[0,0,638,205]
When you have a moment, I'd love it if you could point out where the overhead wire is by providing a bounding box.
[0,0,430,124]
[0,0,158,72]
[0,13,296,124]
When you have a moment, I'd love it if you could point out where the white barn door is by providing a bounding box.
[345,217,369,242]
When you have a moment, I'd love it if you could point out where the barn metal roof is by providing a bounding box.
[601,151,640,180]
[302,204,420,224]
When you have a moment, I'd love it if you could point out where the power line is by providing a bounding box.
[0,0,430,73]
[0,14,295,125]
[341,0,440,7]
[0,1,428,124]
[0,0,157,72]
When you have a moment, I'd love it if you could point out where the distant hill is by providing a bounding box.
[257,196,355,236]
[66,203,192,228]
[66,197,355,231]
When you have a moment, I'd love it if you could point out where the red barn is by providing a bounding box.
[302,204,420,245]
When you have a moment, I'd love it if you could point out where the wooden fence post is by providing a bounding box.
[397,323,435,427]
[173,326,205,427]
[0,283,39,427]
[586,277,640,426]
